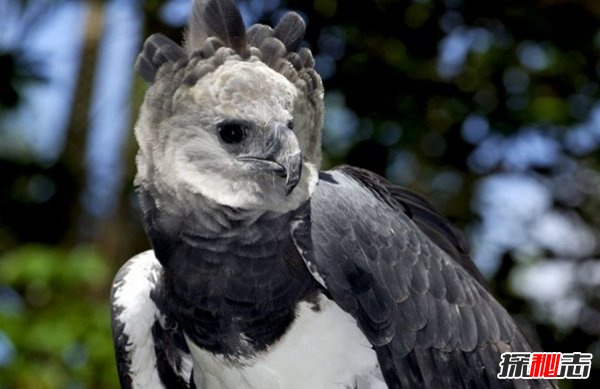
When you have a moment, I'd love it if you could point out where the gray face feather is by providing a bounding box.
[133,0,324,212]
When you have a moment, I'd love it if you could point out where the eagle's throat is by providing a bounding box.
[138,188,319,358]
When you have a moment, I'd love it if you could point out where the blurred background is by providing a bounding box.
[1,0,599,387]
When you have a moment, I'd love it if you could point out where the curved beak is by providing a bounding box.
[239,124,303,196]
[280,152,302,195]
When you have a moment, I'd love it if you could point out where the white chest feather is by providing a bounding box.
[186,295,386,389]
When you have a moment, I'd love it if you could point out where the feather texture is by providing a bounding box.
[273,12,306,52]
[135,33,185,83]
[296,167,558,388]
[247,24,274,48]
[186,0,248,57]
[259,37,287,67]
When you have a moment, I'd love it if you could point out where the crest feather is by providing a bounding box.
[186,0,248,57]
[135,33,185,83]
[259,37,287,67]
[273,12,306,52]
[298,47,315,68]
[247,24,274,47]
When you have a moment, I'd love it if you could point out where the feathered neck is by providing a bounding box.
[137,186,319,357]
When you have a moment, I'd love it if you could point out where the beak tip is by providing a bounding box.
[283,154,302,196]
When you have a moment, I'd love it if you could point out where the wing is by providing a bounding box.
[110,251,195,389]
[298,166,556,388]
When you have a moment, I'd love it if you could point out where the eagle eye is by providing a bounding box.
[218,122,247,144]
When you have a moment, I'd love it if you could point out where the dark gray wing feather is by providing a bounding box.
[302,167,556,388]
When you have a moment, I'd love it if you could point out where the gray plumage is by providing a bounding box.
[186,0,248,56]
[308,168,540,388]
[111,1,557,388]
[273,12,306,52]
[247,24,274,47]
[136,33,185,83]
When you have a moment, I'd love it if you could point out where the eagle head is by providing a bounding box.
[133,0,324,213]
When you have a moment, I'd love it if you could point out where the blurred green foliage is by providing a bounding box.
[0,245,118,389]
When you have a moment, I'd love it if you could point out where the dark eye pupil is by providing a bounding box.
[218,123,245,144]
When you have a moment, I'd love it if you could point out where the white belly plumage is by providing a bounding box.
[186,295,387,389]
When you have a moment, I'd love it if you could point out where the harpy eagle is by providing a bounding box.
[110,1,556,388]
